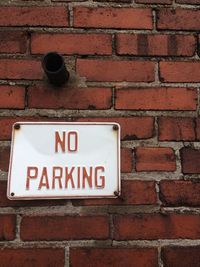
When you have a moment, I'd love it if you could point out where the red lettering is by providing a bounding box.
[55,131,66,153]
[77,166,81,188]
[65,167,75,189]
[52,167,63,189]
[38,167,50,190]
[68,131,78,152]
[95,166,105,189]
[55,131,78,153]
[82,167,92,188]
[26,167,38,190]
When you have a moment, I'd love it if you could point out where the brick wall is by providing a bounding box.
[0,0,200,266]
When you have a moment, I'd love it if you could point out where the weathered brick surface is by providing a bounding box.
[0,248,65,267]
[197,118,200,140]
[181,148,200,174]
[0,147,10,172]
[0,7,68,26]
[135,147,176,171]
[21,215,109,240]
[160,180,200,206]
[158,117,196,141]
[0,215,16,241]
[31,33,112,55]
[121,148,133,173]
[0,59,42,80]
[0,31,27,54]
[137,0,171,3]
[177,0,200,3]
[73,7,153,29]
[70,248,158,267]
[157,8,200,30]
[97,0,132,1]
[0,86,25,109]
[114,214,200,240]
[162,247,200,267]
[28,86,112,109]
[115,88,197,110]
[160,62,200,82]
[116,34,195,56]
[77,59,155,82]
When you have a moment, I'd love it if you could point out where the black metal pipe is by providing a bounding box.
[42,52,69,86]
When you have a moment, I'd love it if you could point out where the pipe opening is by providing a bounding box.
[43,53,64,73]
[42,52,69,86]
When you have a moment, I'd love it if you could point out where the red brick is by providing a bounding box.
[0,181,67,207]
[28,86,112,109]
[160,180,200,206]
[70,248,158,267]
[121,148,133,173]
[97,0,132,2]
[75,117,154,140]
[177,0,200,3]
[0,248,64,267]
[72,180,157,206]
[0,59,42,80]
[77,59,155,82]
[115,88,197,111]
[114,213,200,240]
[0,86,25,109]
[0,215,16,241]
[157,8,200,30]
[73,7,153,29]
[0,147,10,172]
[162,247,200,267]
[197,118,200,140]
[0,7,68,27]
[53,0,86,1]
[135,147,176,171]
[181,147,200,174]
[52,0,87,1]
[21,215,109,240]
[0,117,20,140]
[160,61,200,82]
[116,34,195,56]
[0,31,27,54]
[31,33,112,55]
[136,0,172,2]
[158,117,195,141]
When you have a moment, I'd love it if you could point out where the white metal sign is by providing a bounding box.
[7,122,120,200]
